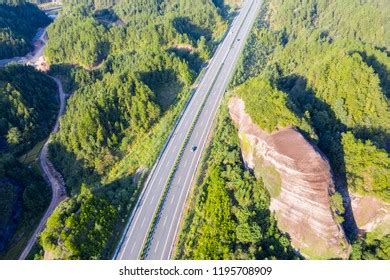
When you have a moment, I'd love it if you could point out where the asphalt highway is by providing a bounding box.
[115,0,262,260]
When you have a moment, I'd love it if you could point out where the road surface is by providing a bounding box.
[18,77,67,260]
[0,28,48,68]
[115,0,262,260]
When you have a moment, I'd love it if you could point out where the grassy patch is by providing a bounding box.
[239,131,252,158]
[253,155,282,198]
[18,140,45,165]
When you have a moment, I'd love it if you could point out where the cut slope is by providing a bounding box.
[229,96,350,259]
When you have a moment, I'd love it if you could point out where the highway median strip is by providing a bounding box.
[139,24,246,258]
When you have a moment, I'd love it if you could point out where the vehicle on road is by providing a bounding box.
[191,145,197,152]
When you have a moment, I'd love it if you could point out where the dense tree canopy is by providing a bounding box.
[0,2,51,59]
[0,65,58,153]
[235,77,314,135]
[0,153,50,256]
[269,0,389,49]
[351,233,390,260]
[45,15,107,68]
[342,132,390,201]
[56,72,161,173]
[40,186,117,259]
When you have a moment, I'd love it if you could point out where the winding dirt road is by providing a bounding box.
[0,27,47,69]
[18,77,67,260]
[0,27,68,260]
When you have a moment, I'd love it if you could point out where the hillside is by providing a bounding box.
[233,0,390,259]
[0,65,58,259]
[178,0,390,259]
[0,1,51,59]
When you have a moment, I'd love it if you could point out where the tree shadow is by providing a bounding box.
[354,50,390,99]
[167,47,204,73]
[172,17,212,43]
[139,69,183,110]
[0,178,22,253]
[48,63,100,94]
[0,155,50,257]
[374,46,390,57]
[48,142,100,196]
[96,171,142,259]
[353,126,390,152]
[276,74,359,241]
[254,208,304,259]
[93,9,120,26]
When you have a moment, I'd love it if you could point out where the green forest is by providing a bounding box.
[0,65,58,258]
[0,65,58,153]
[1,0,388,261]
[222,0,389,259]
[232,0,390,203]
[0,1,51,59]
[35,0,238,259]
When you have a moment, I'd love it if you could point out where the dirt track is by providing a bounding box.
[18,77,67,260]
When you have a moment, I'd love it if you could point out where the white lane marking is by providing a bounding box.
[149,195,155,205]
[184,160,187,168]
[160,150,198,259]
[160,0,259,260]
[158,176,163,185]
[127,49,220,258]
[120,136,178,258]
[154,241,160,253]
[119,0,256,259]
[163,216,168,226]
[170,195,175,205]
[121,91,198,258]
[177,176,182,185]
[140,218,146,228]
[130,242,136,254]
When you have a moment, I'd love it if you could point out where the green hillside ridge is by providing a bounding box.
[228,0,390,259]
